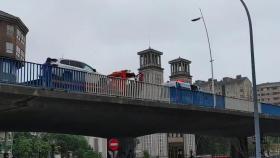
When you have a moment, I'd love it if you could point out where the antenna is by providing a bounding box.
[148,35,151,49]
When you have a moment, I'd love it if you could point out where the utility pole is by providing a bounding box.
[191,9,216,108]
[240,0,261,157]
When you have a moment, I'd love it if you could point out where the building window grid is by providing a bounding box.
[16,29,25,44]
[7,25,14,36]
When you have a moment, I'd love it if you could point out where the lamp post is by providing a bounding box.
[191,8,216,108]
[239,0,261,157]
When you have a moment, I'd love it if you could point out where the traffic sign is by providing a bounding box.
[108,138,119,151]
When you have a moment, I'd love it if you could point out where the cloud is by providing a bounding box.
[1,0,279,83]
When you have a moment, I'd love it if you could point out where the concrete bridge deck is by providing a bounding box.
[0,83,279,138]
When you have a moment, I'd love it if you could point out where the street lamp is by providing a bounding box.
[239,0,261,157]
[191,8,216,108]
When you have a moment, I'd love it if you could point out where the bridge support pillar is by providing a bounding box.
[230,137,249,158]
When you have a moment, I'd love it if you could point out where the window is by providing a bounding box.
[84,65,96,72]
[20,49,25,60]
[17,29,21,40]
[16,29,25,44]
[6,42,14,54]
[16,46,20,58]
[60,59,71,65]
[70,61,85,69]
[2,61,10,73]
[20,33,25,44]
[140,56,144,66]
[7,25,14,36]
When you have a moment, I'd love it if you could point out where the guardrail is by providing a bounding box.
[0,57,170,102]
[1,57,280,117]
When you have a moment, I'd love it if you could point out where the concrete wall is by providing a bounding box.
[225,97,261,113]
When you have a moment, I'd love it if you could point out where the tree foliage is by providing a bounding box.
[143,150,150,158]
[12,132,101,158]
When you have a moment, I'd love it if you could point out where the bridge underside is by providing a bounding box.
[0,84,280,138]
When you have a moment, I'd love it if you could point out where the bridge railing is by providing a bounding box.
[0,57,170,102]
[1,57,280,117]
[85,73,170,102]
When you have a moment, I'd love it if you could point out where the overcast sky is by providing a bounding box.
[1,0,279,84]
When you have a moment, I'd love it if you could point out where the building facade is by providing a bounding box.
[195,75,252,101]
[257,82,280,105]
[0,10,28,60]
[169,57,192,83]
[85,137,107,158]
[0,10,29,82]
[167,57,195,158]
[0,10,28,158]
[138,47,164,84]
[136,48,168,158]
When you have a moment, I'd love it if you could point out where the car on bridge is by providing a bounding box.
[42,58,100,91]
[164,80,199,91]
[45,58,97,75]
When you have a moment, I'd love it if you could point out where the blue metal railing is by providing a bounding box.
[0,57,280,117]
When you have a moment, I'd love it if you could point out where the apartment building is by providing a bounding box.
[195,75,252,101]
[257,82,280,105]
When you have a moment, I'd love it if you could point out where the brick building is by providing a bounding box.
[0,10,28,60]
[0,10,28,158]
[0,10,29,82]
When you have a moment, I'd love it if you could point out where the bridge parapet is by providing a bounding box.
[0,57,280,118]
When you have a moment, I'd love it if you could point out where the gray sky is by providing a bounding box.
[1,0,279,84]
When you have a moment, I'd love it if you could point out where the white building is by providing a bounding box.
[0,132,13,158]
[257,82,280,105]
[136,134,168,158]
[85,136,107,158]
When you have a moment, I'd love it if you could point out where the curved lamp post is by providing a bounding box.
[240,0,261,157]
[191,8,216,108]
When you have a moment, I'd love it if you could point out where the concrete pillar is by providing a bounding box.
[230,137,249,158]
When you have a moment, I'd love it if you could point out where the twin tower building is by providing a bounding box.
[138,47,192,84]
[137,47,195,158]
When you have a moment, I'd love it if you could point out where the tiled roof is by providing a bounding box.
[137,47,163,55]
[169,57,191,64]
[0,10,29,34]
[0,10,17,19]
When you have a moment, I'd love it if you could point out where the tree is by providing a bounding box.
[13,136,33,158]
[144,150,150,158]
[33,138,51,158]
[12,132,101,158]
